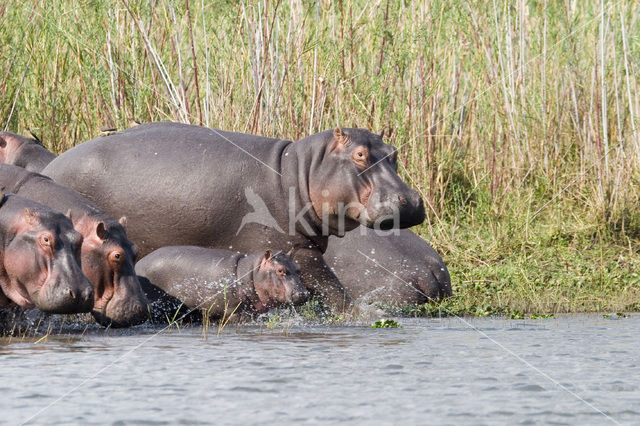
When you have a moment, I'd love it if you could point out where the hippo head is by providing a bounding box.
[2,205,94,313]
[252,250,309,312]
[307,128,425,234]
[74,216,148,328]
[0,132,24,165]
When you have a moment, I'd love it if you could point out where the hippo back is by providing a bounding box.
[41,122,293,258]
[324,227,451,305]
[0,132,56,172]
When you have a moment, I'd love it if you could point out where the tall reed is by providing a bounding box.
[2,0,639,311]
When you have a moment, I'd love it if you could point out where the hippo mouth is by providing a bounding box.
[92,296,148,328]
[253,300,269,314]
[3,284,36,309]
[91,307,146,328]
[92,310,126,328]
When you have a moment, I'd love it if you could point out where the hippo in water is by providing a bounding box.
[136,247,309,322]
[324,227,451,305]
[42,122,425,311]
[0,164,148,327]
[0,132,56,173]
[0,191,94,313]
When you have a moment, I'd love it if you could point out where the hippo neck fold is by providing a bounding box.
[280,134,332,244]
[234,253,260,307]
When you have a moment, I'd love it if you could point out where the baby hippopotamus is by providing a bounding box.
[136,247,309,322]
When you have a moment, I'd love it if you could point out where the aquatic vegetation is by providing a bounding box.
[370,319,401,328]
[509,311,524,320]
[530,314,554,319]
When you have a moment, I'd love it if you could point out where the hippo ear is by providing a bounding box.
[96,222,109,241]
[0,135,6,148]
[23,208,38,225]
[118,216,127,229]
[330,127,348,153]
[379,128,385,138]
[259,250,274,270]
[65,209,73,222]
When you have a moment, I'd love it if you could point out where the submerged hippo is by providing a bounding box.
[0,132,56,173]
[324,227,451,305]
[0,164,147,327]
[42,122,425,311]
[0,191,94,313]
[136,247,309,322]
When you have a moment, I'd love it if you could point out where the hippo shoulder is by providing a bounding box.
[42,138,108,180]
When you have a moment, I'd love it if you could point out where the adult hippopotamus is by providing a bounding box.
[0,164,147,327]
[324,227,452,305]
[136,247,309,322]
[0,191,94,313]
[42,122,425,311]
[0,132,56,173]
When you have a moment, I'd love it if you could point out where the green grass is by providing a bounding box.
[2,0,640,315]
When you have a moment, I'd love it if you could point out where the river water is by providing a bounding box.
[1,315,638,425]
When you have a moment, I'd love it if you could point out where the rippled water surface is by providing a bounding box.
[1,315,638,425]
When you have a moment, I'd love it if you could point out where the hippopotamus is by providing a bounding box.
[0,132,56,173]
[324,227,451,305]
[42,122,425,311]
[0,191,94,313]
[0,164,147,327]
[136,247,309,322]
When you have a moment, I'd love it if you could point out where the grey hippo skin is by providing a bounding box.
[0,132,56,173]
[0,164,147,327]
[136,247,309,322]
[324,227,452,305]
[42,122,425,311]
[0,191,94,313]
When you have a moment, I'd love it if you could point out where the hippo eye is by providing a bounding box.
[110,251,125,263]
[276,266,286,277]
[351,147,370,169]
[39,234,53,248]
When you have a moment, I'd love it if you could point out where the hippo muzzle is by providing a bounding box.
[92,274,149,328]
[35,260,94,314]
[362,172,425,230]
[286,279,310,305]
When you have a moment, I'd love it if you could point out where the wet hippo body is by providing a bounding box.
[0,132,56,173]
[136,247,309,322]
[324,227,452,305]
[0,164,147,327]
[42,122,425,311]
[0,192,94,313]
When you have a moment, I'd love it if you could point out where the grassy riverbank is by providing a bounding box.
[2,0,640,315]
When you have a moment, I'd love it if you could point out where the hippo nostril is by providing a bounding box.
[68,289,76,300]
[397,195,406,205]
[82,286,93,301]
